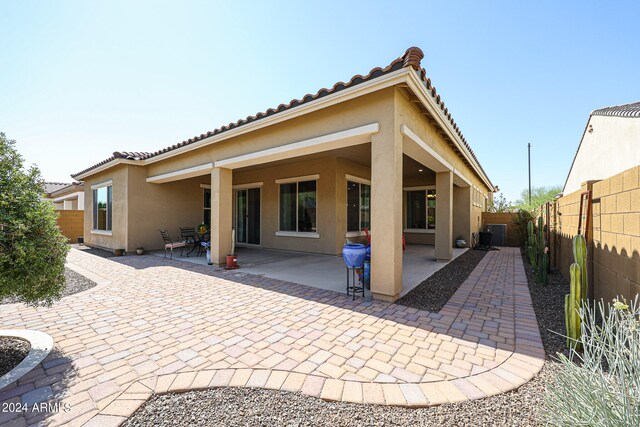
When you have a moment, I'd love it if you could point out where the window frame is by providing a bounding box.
[275,175,320,239]
[345,175,371,237]
[91,180,113,235]
[403,185,436,234]
[203,188,211,227]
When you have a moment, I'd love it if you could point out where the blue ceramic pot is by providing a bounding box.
[364,260,370,289]
[365,244,371,261]
[342,243,366,268]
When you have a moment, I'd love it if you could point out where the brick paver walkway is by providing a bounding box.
[0,247,544,426]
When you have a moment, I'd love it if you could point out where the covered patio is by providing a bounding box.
[150,244,467,297]
[140,121,483,303]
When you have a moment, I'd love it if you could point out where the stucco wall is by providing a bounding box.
[82,165,129,251]
[145,89,396,178]
[564,115,640,194]
[53,191,84,210]
[127,167,206,252]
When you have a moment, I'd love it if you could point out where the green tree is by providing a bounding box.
[514,185,562,212]
[487,192,513,213]
[0,133,69,305]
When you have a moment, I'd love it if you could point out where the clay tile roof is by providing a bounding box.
[591,101,640,118]
[43,182,70,195]
[72,46,492,187]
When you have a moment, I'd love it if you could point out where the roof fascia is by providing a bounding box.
[405,71,494,191]
[73,159,140,181]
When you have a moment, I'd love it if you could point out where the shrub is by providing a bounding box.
[0,132,69,305]
[512,209,534,247]
[542,297,640,426]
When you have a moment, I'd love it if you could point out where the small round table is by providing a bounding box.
[201,241,212,265]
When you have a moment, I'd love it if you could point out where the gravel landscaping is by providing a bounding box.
[396,249,487,312]
[0,337,30,378]
[125,249,571,426]
[1,267,96,304]
[60,267,97,297]
[71,244,116,258]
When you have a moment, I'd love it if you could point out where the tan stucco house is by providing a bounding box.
[564,102,640,194]
[72,47,495,302]
[45,182,85,210]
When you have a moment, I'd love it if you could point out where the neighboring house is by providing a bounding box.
[44,182,69,210]
[72,47,495,301]
[563,102,640,194]
[46,182,85,210]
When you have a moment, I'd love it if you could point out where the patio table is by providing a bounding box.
[201,241,212,264]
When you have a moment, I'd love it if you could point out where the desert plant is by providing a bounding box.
[0,132,69,305]
[536,216,549,285]
[573,234,588,299]
[512,209,534,247]
[526,216,549,285]
[543,297,640,426]
[527,220,537,269]
[565,234,589,349]
[565,263,583,349]
[541,248,549,284]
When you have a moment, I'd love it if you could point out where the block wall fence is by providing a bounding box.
[551,165,640,303]
[56,210,84,243]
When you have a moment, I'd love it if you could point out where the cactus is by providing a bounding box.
[537,216,545,252]
[527,220,537,267]
[528,245,537,271]
[572,234,588,301]
[565,263,582,350]
[564,235,588,350]
[527,217,549,285]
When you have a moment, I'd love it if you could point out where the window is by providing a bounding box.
[405,187,436,230]
[347,180,371,232]
[203,189,211,228]
[279,179,317,233]
[92,184,112,231]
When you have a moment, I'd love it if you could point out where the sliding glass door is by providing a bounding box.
[235,188,261,245]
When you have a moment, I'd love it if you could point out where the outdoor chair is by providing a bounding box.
[159,229,187,259]
[179,227,198,254]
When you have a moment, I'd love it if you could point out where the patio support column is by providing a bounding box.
[211,167,233,265]
[453,185,472,247]
[435,171,453,261]
[370,124,403,302]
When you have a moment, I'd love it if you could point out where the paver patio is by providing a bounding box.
[0,247,544,426]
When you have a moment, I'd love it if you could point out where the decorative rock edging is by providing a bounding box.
[0,330,54,391]
[88,345,545,426]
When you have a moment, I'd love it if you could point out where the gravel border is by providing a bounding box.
[396,249,487,312]
[124,249,570,426]
[71,244,116,258]
[1,267,97,305]
[60,267,97,297]
[0,337,30,378]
